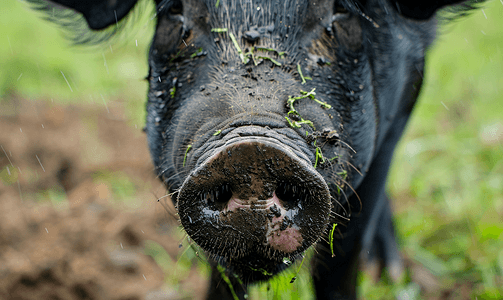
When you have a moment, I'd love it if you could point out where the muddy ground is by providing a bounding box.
[0,97,207,300]
[0,97,473,300]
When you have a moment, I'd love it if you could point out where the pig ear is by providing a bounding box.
[46,0,139,30]
[392,0,486,20]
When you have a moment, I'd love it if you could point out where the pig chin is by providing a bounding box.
[176,131,332,280]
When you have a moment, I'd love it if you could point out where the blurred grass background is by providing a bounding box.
[1,0,502,299]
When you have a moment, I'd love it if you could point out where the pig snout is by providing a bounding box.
[177,131,331,276]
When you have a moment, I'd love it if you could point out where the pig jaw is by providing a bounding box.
[176,138,332,280]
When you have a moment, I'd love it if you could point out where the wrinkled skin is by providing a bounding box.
[33,0,482,299]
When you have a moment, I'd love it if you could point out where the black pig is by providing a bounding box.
[30,0,485,299]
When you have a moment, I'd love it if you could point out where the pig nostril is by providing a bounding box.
[216,183,233,204]
[203,183,232,207]
[275,182,304,206]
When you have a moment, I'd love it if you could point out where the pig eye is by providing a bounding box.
[158,0,183,15]
[168,2,183,15]
[333,3,350,21]
[334,5,349,15]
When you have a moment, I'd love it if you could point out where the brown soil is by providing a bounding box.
[0,97,207,300]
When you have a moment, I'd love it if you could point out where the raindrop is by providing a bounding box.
[36,155,45,172]
[102,53,109,74]
[7,35,13,55]
[100,94,110,114]
[60,71,73,92]
[1,146,13,167]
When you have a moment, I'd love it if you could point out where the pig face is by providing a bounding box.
[145,0,430,280]
[31,0,485,298]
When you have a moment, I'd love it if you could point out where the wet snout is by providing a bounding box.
[177,138,331,265]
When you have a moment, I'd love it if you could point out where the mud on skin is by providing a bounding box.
[30,0,487,299]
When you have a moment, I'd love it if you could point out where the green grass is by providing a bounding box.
[1,0,502,299]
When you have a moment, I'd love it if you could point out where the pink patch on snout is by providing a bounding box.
[266,193,303,252]
[226,197,248,211]
[268,227,303,253]
[224,192,303,253]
